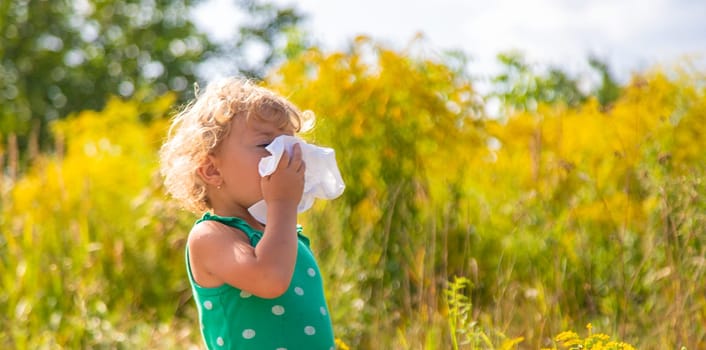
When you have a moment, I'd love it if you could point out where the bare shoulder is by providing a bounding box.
[188,220,250,251]
[187,220,254,288]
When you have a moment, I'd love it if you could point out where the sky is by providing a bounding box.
[193,0,706,86]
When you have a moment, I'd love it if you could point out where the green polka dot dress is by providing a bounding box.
[186,212,336,349]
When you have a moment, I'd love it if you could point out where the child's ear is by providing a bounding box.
[197,155,223,187]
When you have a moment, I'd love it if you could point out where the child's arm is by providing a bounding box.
[189,144,305,299]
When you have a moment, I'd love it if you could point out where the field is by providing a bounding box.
[1,42,705,349]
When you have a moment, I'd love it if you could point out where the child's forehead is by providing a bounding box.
[231,115,294,135]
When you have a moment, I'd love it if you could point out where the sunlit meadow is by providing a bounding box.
[1,40,704,349]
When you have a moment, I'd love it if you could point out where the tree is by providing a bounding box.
[0,0,213,152]
[221,0,309,80]
[491,51,587,114]
[490,51,625,116]
[0,0,307,164]
[589,55,622,108]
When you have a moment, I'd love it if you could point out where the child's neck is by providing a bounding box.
[211,206,265,231]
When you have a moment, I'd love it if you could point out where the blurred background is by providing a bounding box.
[1,0,705,349]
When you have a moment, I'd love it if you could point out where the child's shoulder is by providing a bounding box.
[188,219,249,250]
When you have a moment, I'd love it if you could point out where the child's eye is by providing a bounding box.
[257,142,270,148]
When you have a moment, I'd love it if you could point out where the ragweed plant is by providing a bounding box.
[446,276,478,349]
[445,276,524,350]
[548,324,636,350]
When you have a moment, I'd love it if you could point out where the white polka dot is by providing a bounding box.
[272,305,285,316]
[216,337,224,346]
[307,268,316,277]
[276,348,287,350]
[320,306,327,315]
[242,329,256,339]
[203,300,213,310]
[240,291,252,298]
[304,326,316,335]
[294,287,304,296]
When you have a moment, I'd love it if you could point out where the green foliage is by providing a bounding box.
[225,0,310,79]
[0,0,212,152]
[446,277,475,349]
[588,57,622,107]
[0,0,306,167]
[491,51,587,113]
[490,51,622,115]
[445,276,526,350]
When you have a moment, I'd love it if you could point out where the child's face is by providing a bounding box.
[214,116,295,209]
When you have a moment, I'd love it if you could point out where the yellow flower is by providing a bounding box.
[335,338,351,350]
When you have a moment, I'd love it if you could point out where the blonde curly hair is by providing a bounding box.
[159,77,314,213]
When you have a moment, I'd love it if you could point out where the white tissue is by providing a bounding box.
[248,135,345,224]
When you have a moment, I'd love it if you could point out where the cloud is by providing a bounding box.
[198,0,706,80]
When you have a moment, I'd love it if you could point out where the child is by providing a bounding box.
[159,78,336,349]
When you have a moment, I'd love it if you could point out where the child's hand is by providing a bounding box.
[261,142,305,207]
